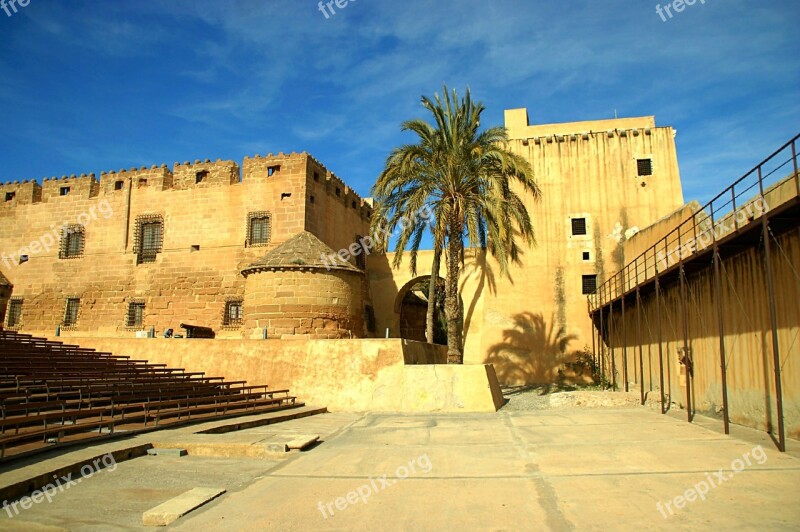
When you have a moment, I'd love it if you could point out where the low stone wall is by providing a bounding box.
[58,337,501,412]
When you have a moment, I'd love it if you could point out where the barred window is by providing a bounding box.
[246,212,271,247]
[7,299,22,327]
[134,215,164,265]
[582,275,598,295]
[127,302,145,327]
[60,225,85,259]
[224,300,243,326]
[571,218,587,236]
[63,298,80,327]
[637,158,653,177]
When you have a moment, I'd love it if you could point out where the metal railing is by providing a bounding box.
[589,133,800,311]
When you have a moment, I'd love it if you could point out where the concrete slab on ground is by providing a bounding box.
[0,406,797,530]
[142,486,226,526]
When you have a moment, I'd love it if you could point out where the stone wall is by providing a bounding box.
[369,113,686,385]
[56,337,502,413]
[0,153,371,338]
[243,268,365,339]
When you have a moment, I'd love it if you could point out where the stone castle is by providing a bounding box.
[0,110,685,385]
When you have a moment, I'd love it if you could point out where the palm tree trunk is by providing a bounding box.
[445,227,464,364]
[426,238,442,344]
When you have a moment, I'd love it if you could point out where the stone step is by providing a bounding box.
[142,487,226,527]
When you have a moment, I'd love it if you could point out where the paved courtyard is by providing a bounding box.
[1,401,798,531]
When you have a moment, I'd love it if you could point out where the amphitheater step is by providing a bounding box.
[142,487,226,527]
[0,330,319,461]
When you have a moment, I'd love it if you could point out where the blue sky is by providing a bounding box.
[1,0,798,206]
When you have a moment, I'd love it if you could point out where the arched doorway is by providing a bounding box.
[396,276,448,345]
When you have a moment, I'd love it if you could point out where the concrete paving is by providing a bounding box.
[0,406,798,531]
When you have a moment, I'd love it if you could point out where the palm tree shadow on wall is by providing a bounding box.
[486,312,578,386]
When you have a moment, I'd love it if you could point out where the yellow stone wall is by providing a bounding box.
[243,268,365,339]
[58,337,502,413]
[605,173,800,438]
[369,112,685,385]
[0,111,686,388]
[0,153,371,338]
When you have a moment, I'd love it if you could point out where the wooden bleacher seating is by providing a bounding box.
[0,330,302,460]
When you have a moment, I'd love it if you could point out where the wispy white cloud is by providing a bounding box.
[0,0,797,206]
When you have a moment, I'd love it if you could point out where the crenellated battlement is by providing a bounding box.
[242,151,306,182]
[40,174,99,202]
[0,180,42,207]
[100,165,173,195]
[304,152,372,220]
[172,159,239,189]
[0,151,370,220]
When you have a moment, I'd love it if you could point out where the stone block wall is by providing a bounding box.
[0,152,371,338]
[244,268,365,339]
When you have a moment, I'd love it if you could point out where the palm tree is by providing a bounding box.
[371,174,447,345]
[425,235,442,344]
[372,86,540,363]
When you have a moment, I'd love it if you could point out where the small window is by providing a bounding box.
[135,217,163,264]
[114,180,124,191]
[63,298,80,327]
[583,251,590,261]
[138,179,147,187]
[355,235,367,270]
[127,302,145,327]
[224,300,243,326]
[247,212,271,247]
[60,225,85,259]
[7,299,22,327]
[637,159,653,177]
[365,305,376,333]
[268,165,280,177]
[309,195,315,204]
[59,186,70,196]
[335,187,341,197]
[5,192,15,202]
[351,201,357,209]
[196,170,208,183]
[281,192,292,200]
[571,218,587,236]
[313,172,320,182]
[582,275,598,295]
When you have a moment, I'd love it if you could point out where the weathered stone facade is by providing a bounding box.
[0,152,372,338]
[242,232,366,339]
[1,111,685,378]
[369,112,686,384]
